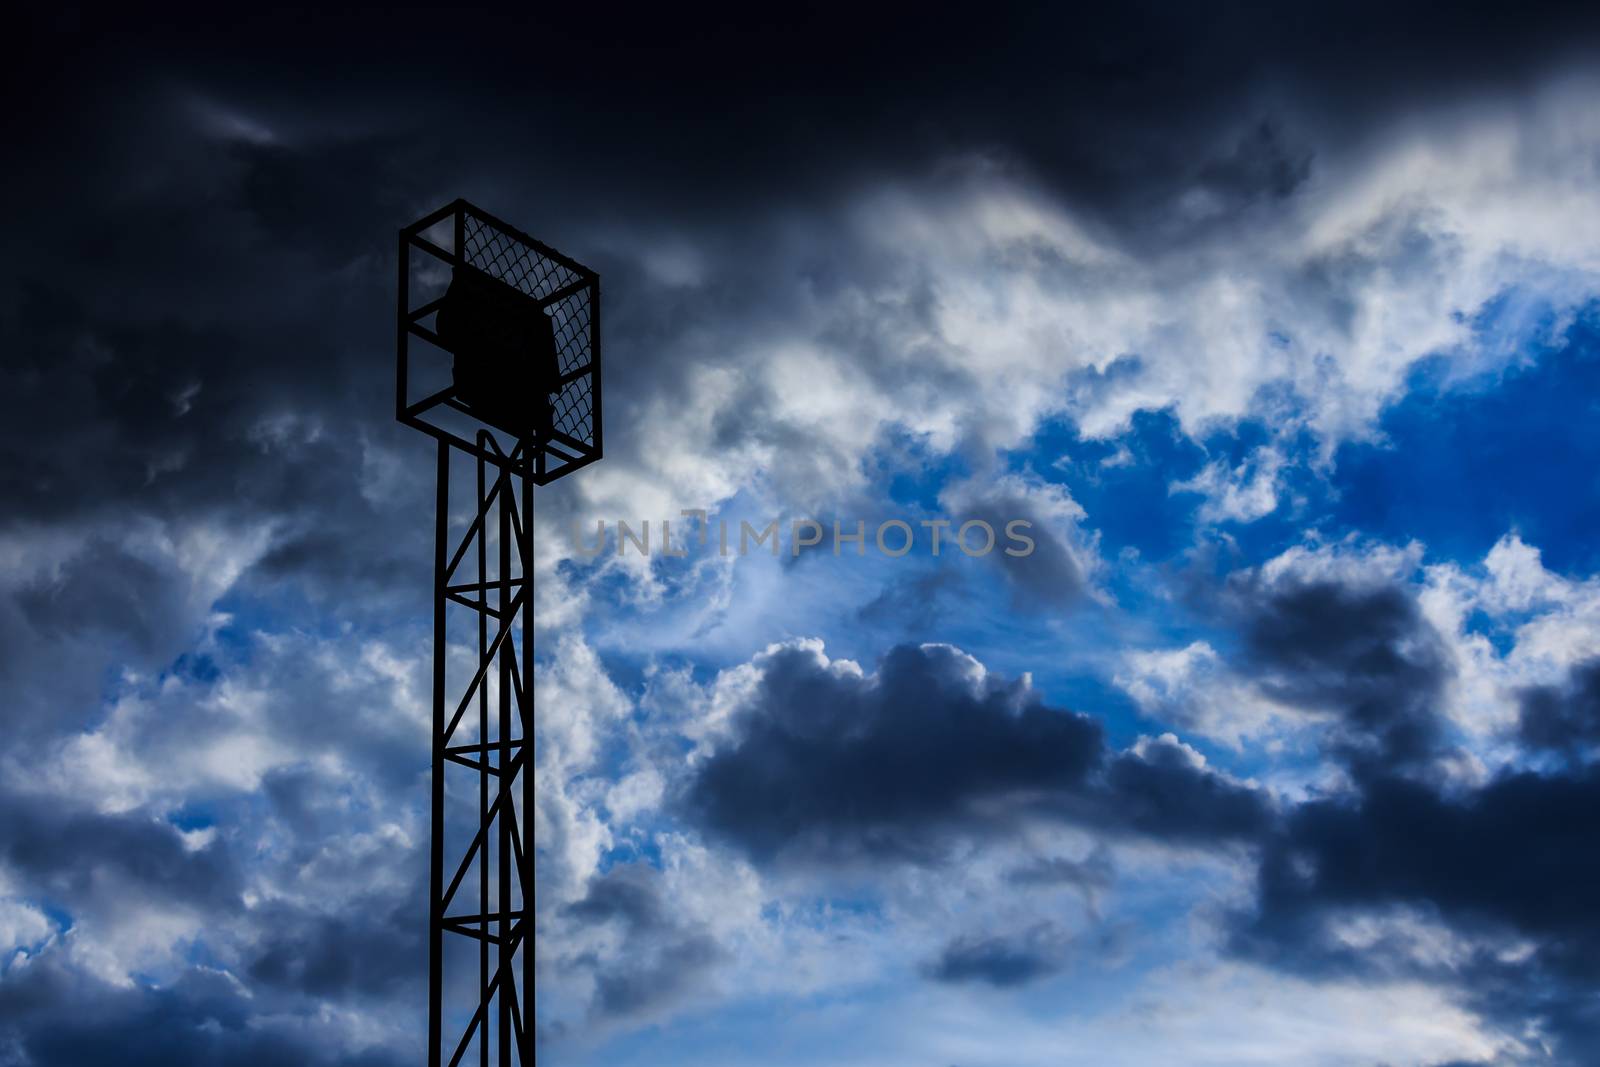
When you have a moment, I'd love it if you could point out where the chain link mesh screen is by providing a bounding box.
[460,210,597,454]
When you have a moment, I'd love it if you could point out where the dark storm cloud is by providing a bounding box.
[31,3,1595,224]
[0,772,427,982]
[592,935,722,1021]
[246,898,424,1002]
[563,863,669,930]
[1231,765,1600,1063]
[0,792,350,1065]
[1518,658,1600,756]
[0,130,435,580]
[0,73,444,766]
[0,788,242,913]
[1238,769,1600,965]
[0,773,432,1064]
[2,24,457,620]
[12,540,189,654]
[686,642,1100,860]
[1213,573,1600,1063]
[927,920,1134,990]
[558,864,722,1022]
[926,923,1073,988]
[251,777,428,1004]
[1006,847,1115,895]
[1229,575,1452,775]
[0,538,200,740]
[685,643,1270,862]
[0,953,408,1067]
[1101,736,1272,841]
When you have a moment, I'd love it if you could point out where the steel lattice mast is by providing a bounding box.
[396,199,602,1067]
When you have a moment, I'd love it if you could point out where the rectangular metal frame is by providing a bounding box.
[398,199,602,485]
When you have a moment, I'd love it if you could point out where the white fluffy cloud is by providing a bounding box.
[1117,641,1308,750]
[1422,532,1600,745]
[15,628,428,815]
[1171,446,1287,525]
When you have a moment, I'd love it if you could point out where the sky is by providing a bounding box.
[5,4,1600,1065]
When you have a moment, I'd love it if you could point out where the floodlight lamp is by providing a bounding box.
[435,266,560,439]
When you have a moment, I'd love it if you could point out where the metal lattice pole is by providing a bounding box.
[428,439,533,1066]
[398,199,599,1067]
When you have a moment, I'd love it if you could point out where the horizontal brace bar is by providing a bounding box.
[439,921,527,948]
[442,751,500,777]
[540,439,580,464]
[556,363,594,388]
[408,295,447,322]
[407,232,455,265]
[445,589,505,619]
[441,911,528,936]
[548,427,591,454]
[406,320,446,348]
[445,739,524,755]
[394,415,535,481]
[442,911,527,925]
[400,199,462,239]
[445,578,527,595]
[405,384,455,418]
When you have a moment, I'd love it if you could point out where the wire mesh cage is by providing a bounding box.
[398,199,601,484]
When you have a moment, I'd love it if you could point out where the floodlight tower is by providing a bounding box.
[396,199,601,1067]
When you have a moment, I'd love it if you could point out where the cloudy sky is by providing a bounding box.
[6,5,1600,1065]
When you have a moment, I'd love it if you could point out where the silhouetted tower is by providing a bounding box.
[397,200,601,1067]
